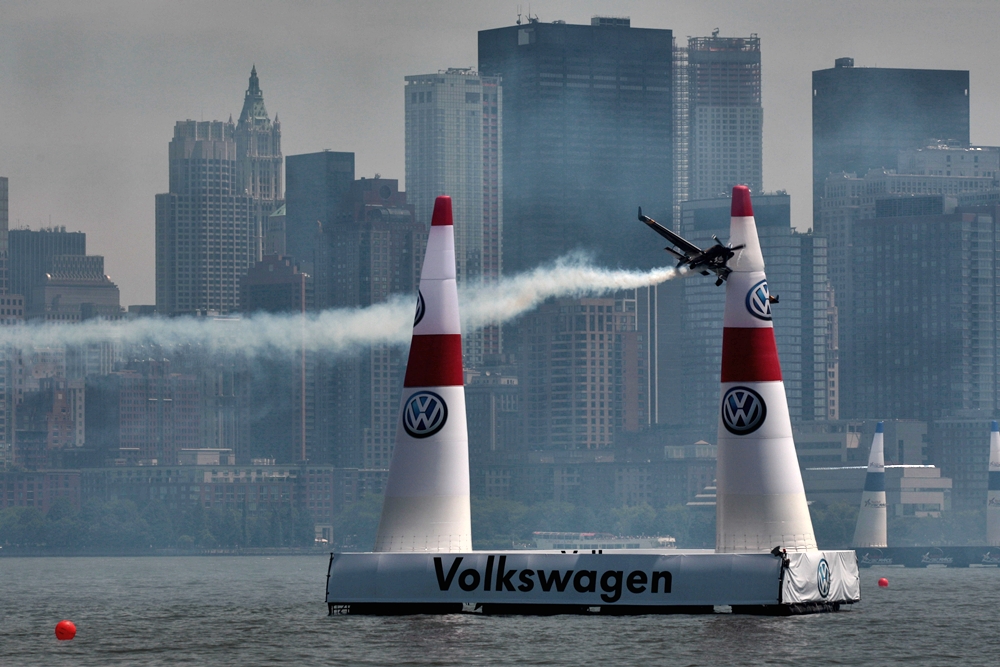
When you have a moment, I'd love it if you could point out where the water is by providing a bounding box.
[2,556,998,666]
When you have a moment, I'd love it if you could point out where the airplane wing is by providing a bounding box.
[638,208,702,256]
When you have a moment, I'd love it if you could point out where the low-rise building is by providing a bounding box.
[802,465,952,516]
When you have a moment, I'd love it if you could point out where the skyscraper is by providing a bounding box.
[845,197,1000,420]
[818,165,1000,420]
[0,176,8,294]
[235,66,283,255]
[686,34,763,201]
[478,17,673,275]
[812,58,970,223]
[405,69,503,364]
[323,177,426,469]
[520,294,646,451]
[156,69,282,316]
[284,150,355,301]
[155,120,254,315]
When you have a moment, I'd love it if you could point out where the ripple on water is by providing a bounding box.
[1,558,998,667]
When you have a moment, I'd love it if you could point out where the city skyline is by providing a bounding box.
[4,1,1000,305]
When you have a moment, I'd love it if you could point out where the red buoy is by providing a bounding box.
[55,620,76,641]
[877,577,889,588]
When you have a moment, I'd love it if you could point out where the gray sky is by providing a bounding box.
[2,0,999,306]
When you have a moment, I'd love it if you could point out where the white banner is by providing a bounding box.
[328,550,859,609]
[781,551,860,605]
[329,551,785,607]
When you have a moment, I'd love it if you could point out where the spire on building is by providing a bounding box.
[239,65,269,126]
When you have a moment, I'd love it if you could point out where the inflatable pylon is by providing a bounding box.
[853,422,887,548]
[374,196,472,552]
[988,421,1000,546]
[716,185,817,553]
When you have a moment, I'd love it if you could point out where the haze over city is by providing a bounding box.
[2,0,1000,305]
[7,2,1000,663]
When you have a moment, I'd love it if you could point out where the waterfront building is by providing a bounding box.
[85,361,202,466]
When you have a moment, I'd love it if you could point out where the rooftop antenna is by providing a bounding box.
[517,5,521,25]
[712,27,720,37]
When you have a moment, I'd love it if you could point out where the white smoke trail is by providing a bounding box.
[460,255,678,329]
[0,257,681,358]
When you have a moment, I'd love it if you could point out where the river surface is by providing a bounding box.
[2,556,998,666]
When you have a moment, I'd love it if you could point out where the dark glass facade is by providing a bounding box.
[812,60,969,221]
[479,20,673,275]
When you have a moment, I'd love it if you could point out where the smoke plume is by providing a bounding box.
[0,256,680,357]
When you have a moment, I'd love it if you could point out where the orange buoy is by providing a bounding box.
[877,577,889,588]
[55,620,76,640]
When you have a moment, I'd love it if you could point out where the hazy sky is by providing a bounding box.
[3,0,999,305]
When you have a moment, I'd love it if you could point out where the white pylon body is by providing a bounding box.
[374,196,472,552]
[715,186,817,553]
[988,421,1000,547]
[853,422,887,548]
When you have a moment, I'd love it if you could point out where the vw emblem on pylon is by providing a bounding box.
[403,390,448,438]
[721,386,767,435]
[746,279,772,321]
[817,558,831,598]
[414,290,425,326]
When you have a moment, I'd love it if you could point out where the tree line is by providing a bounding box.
[2,495,987,553]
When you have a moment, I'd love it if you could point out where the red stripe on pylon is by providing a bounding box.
[404,334,464,387]
[431,196,453,227]
[721,327,783,382]
[731,185,753,217]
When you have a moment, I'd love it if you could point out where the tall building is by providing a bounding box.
[845,197,1000,421]
[812,58,970,222]
[155,120,254,315]
[520,294,646,451]
[686,33,763,201]
[478,17,673,276]
[405,68,503,364]
[0,176,8,293]
[0,177,10,469]
[322,178,426,468]
[817,165,1000,421]
[235,66,284,256]
[284,151,355,284]
[284,151,356,314]
[239,255,312,464]
[662,193,836,437]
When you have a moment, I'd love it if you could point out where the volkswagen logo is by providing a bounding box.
[721,386,767,435]
[816,558,831,598]
[402,391,448,438]
[745,279,772,321]
[414,290,426,326]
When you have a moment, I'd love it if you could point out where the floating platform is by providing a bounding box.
[326,549,859,616]
[856,546,1000,567]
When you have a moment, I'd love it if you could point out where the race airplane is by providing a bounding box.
[638,207,746,287]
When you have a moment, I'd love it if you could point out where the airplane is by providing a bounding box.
[638,207,746,287]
